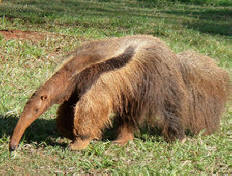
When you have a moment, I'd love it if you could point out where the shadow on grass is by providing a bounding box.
[138,0,232,6]
[102,120,165,143]
[163,7,232,36]
[0,114,68,148]
[0,0,231,37]
[1,113,165,148]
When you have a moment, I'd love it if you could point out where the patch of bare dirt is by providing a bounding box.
[0,30,46,41]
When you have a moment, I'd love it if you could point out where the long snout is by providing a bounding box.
[9,112,40,151]
[9,141,18,152]
[9,118,27,151]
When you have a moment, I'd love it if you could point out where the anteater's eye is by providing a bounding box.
[35,108,39,113]
[40,95,47,101]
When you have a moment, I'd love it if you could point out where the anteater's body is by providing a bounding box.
[10,35,230,150]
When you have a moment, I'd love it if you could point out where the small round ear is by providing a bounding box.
[40,95,48,101]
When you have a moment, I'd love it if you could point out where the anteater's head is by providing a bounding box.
[23,91,50,118]
[9,89,51,151]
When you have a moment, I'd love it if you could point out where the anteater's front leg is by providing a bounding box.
[56,101,75,140]
[70,91,112,150]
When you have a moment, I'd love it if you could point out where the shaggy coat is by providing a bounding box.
[9,35,231,151]
[177,51,230,135]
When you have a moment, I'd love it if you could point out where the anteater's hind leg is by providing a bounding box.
[161,98,185,142]
[56,101,75,140]
[161,102,186,142]
[162,118,186,143]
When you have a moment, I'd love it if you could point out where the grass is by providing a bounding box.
[0,0,231,175]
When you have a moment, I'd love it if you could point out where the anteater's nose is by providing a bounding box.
[9,143,17,152]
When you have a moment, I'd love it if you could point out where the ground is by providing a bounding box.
[0,30,45,41]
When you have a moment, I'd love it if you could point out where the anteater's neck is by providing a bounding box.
[40,66,77,105]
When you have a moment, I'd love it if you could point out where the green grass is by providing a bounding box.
[0,0,231,175]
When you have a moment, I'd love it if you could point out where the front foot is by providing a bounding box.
[69,137,91,150]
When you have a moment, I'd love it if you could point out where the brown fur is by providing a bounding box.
[9,35,231,151]
[177,51,231,135]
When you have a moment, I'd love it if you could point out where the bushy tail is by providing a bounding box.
[177,51,230,135]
